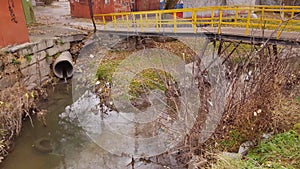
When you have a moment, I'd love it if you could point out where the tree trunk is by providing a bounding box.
[221,0,227,5]
[164,0,178,10]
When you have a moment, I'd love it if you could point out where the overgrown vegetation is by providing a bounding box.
[213,130,300,169]
[248,130,300,168]
[95,35,300,168]
[0,53,38,162]
[96,37,194,112]
[0,87,36,158]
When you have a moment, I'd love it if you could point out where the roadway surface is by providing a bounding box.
[97,26,300,46]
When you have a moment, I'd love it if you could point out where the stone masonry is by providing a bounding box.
[1,34,85,90]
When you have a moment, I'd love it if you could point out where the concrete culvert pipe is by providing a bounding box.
[53,51,74,81]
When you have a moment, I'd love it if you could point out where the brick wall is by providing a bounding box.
[134,0,160,11]
[70,0,131,18]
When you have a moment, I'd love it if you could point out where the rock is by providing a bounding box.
[238,141,255,156]
[262,133,273,139]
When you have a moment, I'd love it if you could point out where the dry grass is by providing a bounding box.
[0,86,36,159]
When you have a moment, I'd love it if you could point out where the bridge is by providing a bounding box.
[94,5,300,46]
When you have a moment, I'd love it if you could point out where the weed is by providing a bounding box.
[11,58,21,65]
[213,131,300,169]
[96,59,120,82]
[59,40,65,45]
[247,130,300,168]
[46,53,51,62]
[25,54,32,62]
[220,129,246,151]
[129,68,172,98]
[53,52,61,59]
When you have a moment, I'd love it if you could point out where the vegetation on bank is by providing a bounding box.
[0,52,40,163]
[0,87,36,162]
[213,130,300,169]
[95,36,299,168]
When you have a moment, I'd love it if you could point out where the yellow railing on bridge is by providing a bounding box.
[94,5,300,38]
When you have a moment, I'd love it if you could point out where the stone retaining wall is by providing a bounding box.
[0,34,85,90]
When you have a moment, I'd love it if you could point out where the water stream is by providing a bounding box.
[0,83,73,169]
[0,82,169,169]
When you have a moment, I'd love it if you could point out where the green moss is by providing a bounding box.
[128,68,172,98]
[96,59,121,82]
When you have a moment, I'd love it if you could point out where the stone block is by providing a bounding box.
[37,50,47,61]
[21,75,39,90]
[19,51,46,69]
[22,39,54,55]
[7,39,54,56]
[7,42,33,53]
[60,34,85,43]
[21,58,52,90]
[21,63,37,76]
[39,59,51,77]
[46,42,70,56]
[37,39,54,51]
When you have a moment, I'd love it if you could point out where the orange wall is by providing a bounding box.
[70,0,131,18]
[0,0,29,48]
[134,0,160,11]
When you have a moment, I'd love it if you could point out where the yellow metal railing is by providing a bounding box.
[94,5,300,38]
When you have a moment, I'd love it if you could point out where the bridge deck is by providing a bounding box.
[97,26,300,46]
[95,5,300,46]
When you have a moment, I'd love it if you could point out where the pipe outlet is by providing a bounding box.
[53,51,74,79]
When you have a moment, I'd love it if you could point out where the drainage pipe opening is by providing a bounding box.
[53,51,74,80]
